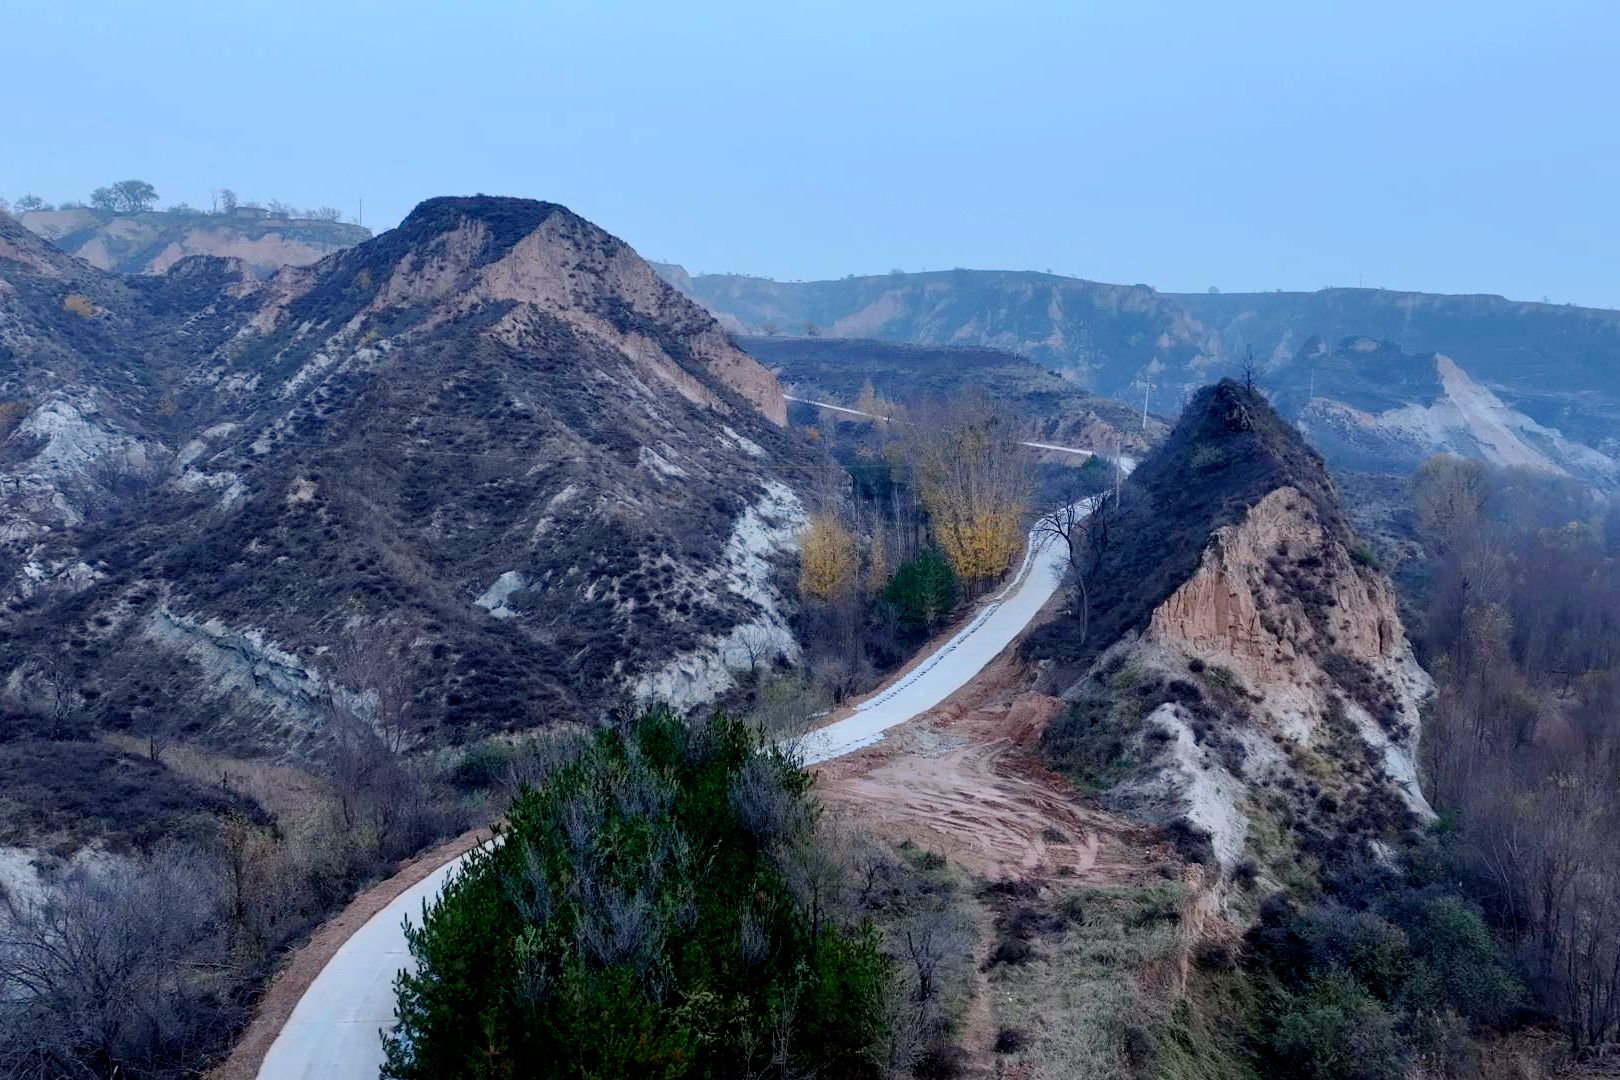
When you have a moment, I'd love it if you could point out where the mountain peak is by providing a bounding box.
[394,195,571,253]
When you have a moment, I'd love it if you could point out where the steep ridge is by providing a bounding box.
[1027,381,1432,897]
[0,197,805,750]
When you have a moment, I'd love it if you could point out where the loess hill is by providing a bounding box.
[0,196,814,756]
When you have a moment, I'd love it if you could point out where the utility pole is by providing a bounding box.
[358,197,363,228]
[1113,434,1123,503]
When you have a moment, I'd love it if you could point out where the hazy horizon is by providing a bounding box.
[5,0,1617,308]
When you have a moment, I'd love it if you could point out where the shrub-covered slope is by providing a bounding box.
[0,197,809,753]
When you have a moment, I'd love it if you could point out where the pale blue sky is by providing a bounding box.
[5,1,1617,306]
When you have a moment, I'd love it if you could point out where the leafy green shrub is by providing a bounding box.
[1248,888,1522,1077]
[1269,971,1405,1080]
[445,740,520,791]
[883,547,960,638]
[1382,892,1522,1026]
[383,707,892,1079]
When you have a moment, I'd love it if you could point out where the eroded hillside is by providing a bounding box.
[1028,381,1433,895]
[0,197,808,754]
[659,266,1212,398]
[20,206,369,277]
[666,266,1620,488]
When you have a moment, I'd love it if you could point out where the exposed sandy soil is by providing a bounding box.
[816,650,1161,884]
[816,646,1173,1077]
[208,826,491,1080]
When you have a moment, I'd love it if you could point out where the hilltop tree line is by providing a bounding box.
[1,183,348,223]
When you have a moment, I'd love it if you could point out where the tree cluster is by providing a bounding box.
[383,707,893,1079]
[2,186,349,222]
[791,392,1036,706]
[89,180,159,214]
[1411,454,1620,1054]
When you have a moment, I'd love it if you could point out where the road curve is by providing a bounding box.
[794,500,1095,764]
[256,489,1119,1079]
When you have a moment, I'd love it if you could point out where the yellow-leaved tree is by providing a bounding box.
[799,513,859,601]
[901,395,1031,585]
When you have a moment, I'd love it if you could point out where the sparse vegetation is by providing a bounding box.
[990,881,1198,1078]
[1409,454,1620,1054]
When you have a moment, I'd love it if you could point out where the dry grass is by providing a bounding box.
[99,733,327,827]
[987,882,1187,1077]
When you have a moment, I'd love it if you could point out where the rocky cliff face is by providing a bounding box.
[19,207,370,277]
[1031,382,1433,903]
[0,198,804,750]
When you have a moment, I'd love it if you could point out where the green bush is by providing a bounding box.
[1384,892,1521,1026]
[383,707,892,1079]
[883,547,960,637]
[1248,889,1522,1077]
[1270,971,1405,1080]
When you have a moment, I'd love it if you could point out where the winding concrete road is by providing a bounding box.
[257,468,1128,1079]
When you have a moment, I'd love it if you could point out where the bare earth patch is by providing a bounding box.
[816,651,1162,884]
[816,650,1179,1076]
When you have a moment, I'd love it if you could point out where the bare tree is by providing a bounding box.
[1035,489,1115,648]
[23,652,72,739]
[729,623,774,677]
[0,846,228,1078]
[330,623,417,753]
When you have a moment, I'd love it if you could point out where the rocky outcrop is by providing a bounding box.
[1149,487,1402,685]
[1035,382,1435,905]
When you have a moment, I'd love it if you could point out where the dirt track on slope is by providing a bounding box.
[816,649,1172,1077]
[816,651,1162,884]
